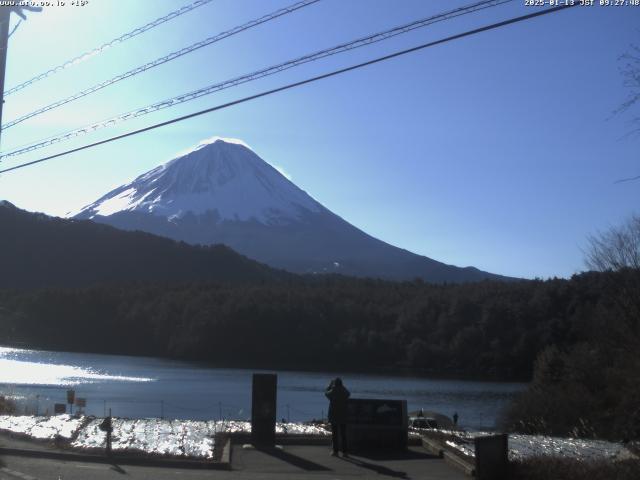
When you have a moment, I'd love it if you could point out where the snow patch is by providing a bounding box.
[0,415,329,460]
[73,137,322,224]
[0,414,83,440]
[171,136,253,160]
[93,188,137,216]
[273,164,292,180]
[422,429,636,462]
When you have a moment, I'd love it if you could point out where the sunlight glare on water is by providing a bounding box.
[0,347,152,386]
[0,347,525,428]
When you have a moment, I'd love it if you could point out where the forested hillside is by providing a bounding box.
[1,269,635,383]
[3,199,638,440]
[0,202,288,288]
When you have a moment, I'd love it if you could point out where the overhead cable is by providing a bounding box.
[2,0,320,130]
[4,0,216,97]
[0,3,578,175]
[0,0,512,158]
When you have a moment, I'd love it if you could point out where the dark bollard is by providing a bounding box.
[474,433,508,480]
[251,373,277,446]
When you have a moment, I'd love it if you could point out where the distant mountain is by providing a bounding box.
[0,201,286,289]
[73,137,510,283]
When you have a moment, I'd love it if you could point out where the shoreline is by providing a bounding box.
[0,342,531,384]
[0,413,636,464]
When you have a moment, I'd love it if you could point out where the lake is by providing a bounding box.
[0,346,526,430]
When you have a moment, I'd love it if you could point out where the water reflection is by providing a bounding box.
[0,346,525,429]
[0,347,153,386]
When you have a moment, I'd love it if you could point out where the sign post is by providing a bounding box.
[66,389,75,415]
[75,397,86,415]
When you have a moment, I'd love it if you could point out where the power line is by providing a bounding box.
[4,0,216,97]
[0,3,578,176]
[0,0,512,159]
[1,0,320,131]
[7,20,21,39]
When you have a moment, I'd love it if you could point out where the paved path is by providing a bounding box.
[0,444,468,480]
[233,444,468,479]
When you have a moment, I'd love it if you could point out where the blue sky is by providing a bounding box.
[0,0,638,279]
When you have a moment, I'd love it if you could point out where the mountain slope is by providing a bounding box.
[0,201,287,289]
[74,137,510,283]
[74,138,322,225]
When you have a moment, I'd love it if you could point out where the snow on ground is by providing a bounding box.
[2,416,630,462]
[0,415,329,460]
[2,415,632,462]
[73,418,218,458]
[218,420,328,436]
[73,418,328,459]
[74,138,323,224]
[508,434,636,461]
[424,429,635,461]
[0,414,83,440]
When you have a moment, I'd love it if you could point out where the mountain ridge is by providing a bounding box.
[73,137,513,283]
[0,201,288,289]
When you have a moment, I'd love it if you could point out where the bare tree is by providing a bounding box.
[614,44,640,183]
[616,44,640,124]
[585,214,640,271]
[585,216,640,383]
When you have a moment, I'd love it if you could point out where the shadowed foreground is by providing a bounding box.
[0,442,467,480]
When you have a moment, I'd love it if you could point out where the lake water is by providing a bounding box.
[0,346,526,430]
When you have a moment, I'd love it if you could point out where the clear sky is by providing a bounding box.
[0,0,638,279]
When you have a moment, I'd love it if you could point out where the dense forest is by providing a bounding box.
[500,217,640,441]
[501,270,640,441]
[2,201,639,440]
[3,268,638,439]
[0,269,635,383]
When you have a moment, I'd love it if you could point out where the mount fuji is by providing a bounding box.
[73,137,507,283]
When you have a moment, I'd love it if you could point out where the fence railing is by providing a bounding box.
[0,390,325,423]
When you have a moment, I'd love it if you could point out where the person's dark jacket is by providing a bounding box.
[325,379,350,423]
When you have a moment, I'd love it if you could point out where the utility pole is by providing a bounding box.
[0,6,41,148]
[0,7,12,148]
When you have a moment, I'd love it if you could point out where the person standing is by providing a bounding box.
[325,377,350,456]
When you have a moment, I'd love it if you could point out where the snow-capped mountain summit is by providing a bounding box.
[74,137,509,283]
[74,137,322,225]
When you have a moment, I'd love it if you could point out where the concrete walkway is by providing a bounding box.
[232,444,469,479]
[0,446,469,479]
[0,434,469,479]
